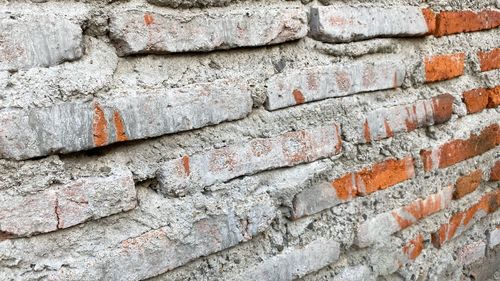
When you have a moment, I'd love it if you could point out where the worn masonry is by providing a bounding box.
[0,0,499,281]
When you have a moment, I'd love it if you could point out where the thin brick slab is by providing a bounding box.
[0,80,252,160]
[0,15,83,71]
[158,124,342,196]
[309,5,430,43]
[109,8,307,56]
[0,169,136,238]
[265,58,405,110]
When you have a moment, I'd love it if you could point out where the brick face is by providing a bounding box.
[424,53,465,83]
[0,169,136,238]
[292,157,415,219]
[453,169,483,199]
[478,48,500,72]
[309,6,430,43]
[431,190,500,248]
[490,161,500,181]
[356,186,452,247]
[434,10,500,37]
[421,124,500,172]
[331,157,415,202]
[109,8,307,55]
[265,58,405,111]
[0,80,252,160]
[0,16,83,71]
[360,94,454,143]
[158,124,342,196]
[463,86,500,114]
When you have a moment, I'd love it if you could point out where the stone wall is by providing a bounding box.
[0,0,499,280]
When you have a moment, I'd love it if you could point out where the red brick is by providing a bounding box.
[332,156,415,199]
[453,169,483,199]
[431,190,500,248]
[356,186,452,247]
[421,124,500,172]
[158,124,342,196]
[463,86,500,114]
[422,8,437,35]
[478,48,500,72]
[434,10,500,37]
[402,234,425,261]
[362,94,454,143]
[490,161,500,181]
[424,53,465,83]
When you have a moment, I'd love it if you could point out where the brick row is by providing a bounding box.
[109,8,307,56]
[432,10,500,37]
[463,86,500,114]
[265,58,405,110]
[478,48,500,72]
[0,15,83,71]
[292,157,414,219]
[431,190,500,248]
[158,124,342,196]
[0,80,252,160]
[237,238,340,280]
[95,198,275,281]
[309,6,432,43]
[424,52,465,83]
[0,169,136,238]
[356,186,453,247]
[358,94,454,143]
[420,123,500,172]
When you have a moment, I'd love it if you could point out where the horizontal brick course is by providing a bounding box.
[360,94,454,143]
[463,86,500,114]
[420,123,500,172]
[0,169,136,238]
[431,190,500,248]
[309,6,430,43]
[478,48,500,72]
[265,58,405,110]
[158,124,342,196]
[237,238,340,280]
[356,186,452,247]
[98,198,276,280]
[109,8,307,56]
[434,10,500,37]
[453,169,483,199]
[292,156,416,219]
[0,80,252,160]
[0,15,83,71]
[424,53,465,83]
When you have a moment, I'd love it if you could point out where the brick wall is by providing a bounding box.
[0,0,499,280]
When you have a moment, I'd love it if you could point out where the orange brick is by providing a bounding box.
[434,10,500,37]
[431,190,500,248]
[478,48,500,72]
[424,53,465,83]
[356,186,452,247]
[453,169,483,199]
[421,124,500,171]
[463,86,500,114]
[402,234,424,261]
[490,161,500,181]
[332,156,415,198]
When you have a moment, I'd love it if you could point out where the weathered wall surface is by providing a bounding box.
[0,0,499,280]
